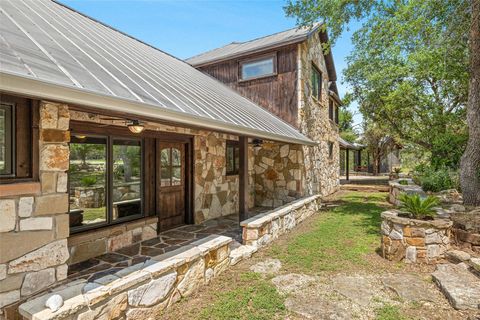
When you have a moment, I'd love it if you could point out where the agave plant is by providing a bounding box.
[398,193,440,219]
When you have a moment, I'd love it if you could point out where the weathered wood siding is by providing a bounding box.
[197,45,299,127]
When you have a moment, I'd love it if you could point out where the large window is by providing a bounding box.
[226,140,239,175]
[240,55,276,81]
[0,103,14,176]
[311,63,322,100]
[69,134,143,232]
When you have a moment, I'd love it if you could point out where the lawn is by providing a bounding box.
[163,191,405,320]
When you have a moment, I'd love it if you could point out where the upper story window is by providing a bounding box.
[328,141,334,159]
[329,99,335,122]
[0,94,37,183]
[239,55,276,81]
[311,63,322,100]
[226,140,239,175]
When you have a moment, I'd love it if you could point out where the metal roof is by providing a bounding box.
[0,0,314,145]
[186,24,322,67]
[338,137,364,150]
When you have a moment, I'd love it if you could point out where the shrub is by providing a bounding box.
[398,180,408,185]
[80,176,97,187]
[398,193,440,219]
[413,166,460,192]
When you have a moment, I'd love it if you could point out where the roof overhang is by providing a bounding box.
[338,136,364,150]
[0,72,317,146]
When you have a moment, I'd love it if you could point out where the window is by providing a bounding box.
[0,103,13,176]
[226,140,239,175]
[328,142,334,159]
[311,63,322,100]
[0,94,37,183]
[69,134,143,232]
[160,147,183,187]
[240,55,276,81]
[329,100,334,122]
[335,105,339,125]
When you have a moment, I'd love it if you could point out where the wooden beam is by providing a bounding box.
[346,148,350,181]
[239,136,249,222]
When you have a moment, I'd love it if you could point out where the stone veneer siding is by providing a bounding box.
[0,101,71,313]
[298,35,340,197]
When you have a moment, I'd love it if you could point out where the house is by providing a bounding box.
[0,1,341,318]
[186,25,342,198]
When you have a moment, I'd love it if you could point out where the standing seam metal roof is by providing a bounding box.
[0,0,314,145]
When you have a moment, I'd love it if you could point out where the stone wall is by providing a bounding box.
[0,101,71,313]
[298,36,340,197]
[381,210,452,263]
[389,179,426,206]
[253,143,304,207]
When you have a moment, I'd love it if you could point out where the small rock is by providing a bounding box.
[45,294,63,312]
[446,250,471,263]
[451,204,466,212]
[271,273,316,294]
[250,258,281,275]
[470,258,480,272]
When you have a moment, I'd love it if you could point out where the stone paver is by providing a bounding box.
[380,274,439,302]
[432,263,480,310]
[271,273,316,294]
[249,258,282,275]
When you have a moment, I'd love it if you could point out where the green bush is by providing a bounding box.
[413,166,460,192]
[398,180,408,185]
[398,193,440,219]
[80,176,97,187]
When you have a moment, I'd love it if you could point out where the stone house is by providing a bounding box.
[0,1,340,318]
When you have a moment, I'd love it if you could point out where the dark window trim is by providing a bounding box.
[0,102,15,178]
[328,99,334,122]
[311,62,322,101]
[238,53,277,82]
[226,140,239,176]
[328,141,334,160]
[69,131,145,234]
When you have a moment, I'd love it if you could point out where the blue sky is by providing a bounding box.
[61,0,362,126]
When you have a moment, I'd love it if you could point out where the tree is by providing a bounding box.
[285,0,480,205]
[363,124,397,175]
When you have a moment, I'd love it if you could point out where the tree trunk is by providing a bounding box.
[460,0,480,206]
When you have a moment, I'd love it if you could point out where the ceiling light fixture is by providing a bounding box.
[127,120,145,134]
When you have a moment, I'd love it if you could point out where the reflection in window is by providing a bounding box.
[226,141,239,175]
[0,104,13,176]
[160,147,182,187]
[240,56,275,80]
[69,136,107,228]
[113,140,142,220]
[311,63,322,100]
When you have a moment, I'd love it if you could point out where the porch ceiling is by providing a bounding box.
[0,0,315,146]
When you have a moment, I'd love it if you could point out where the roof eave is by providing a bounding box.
[0,72,316,146]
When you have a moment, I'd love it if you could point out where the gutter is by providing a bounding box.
[0,72,317,146]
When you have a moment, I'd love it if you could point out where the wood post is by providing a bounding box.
[239,136,249,222]
[346,148,350,181]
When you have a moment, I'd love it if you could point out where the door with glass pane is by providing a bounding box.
[156,141,185,230]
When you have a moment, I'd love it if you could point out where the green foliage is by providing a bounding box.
[375,304,408,320]
[80,176,97,187]
[393,167,401,174]
[398,180,408,185]
[398,193,439,219]
[413,166,460,192]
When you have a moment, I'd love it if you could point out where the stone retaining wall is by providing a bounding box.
[388,179,426,206]
[241,195,321,248]
[0,101,71,313]
[381,210,453,263]
[19,235,232,320]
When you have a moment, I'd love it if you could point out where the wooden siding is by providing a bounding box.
[198,45,299,127]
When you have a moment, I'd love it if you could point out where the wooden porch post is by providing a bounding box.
[346,148,350,181]
[239,136,249,222]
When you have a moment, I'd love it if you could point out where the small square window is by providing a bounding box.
[226,140,239,175]
[311,63,322,100]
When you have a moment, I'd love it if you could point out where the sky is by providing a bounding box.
[61,0,362,127]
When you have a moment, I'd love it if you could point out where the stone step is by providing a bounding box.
[432,263,480,310]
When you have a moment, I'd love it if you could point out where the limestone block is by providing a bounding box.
[40,104,58,129]
[56,264,68,281]
[18,197,34,218]
[69,238,106,264]
[0,199,16,233]
[40,129,70,143]
[108,230,132,252]
[177,258,205,297]
[55,214,70,239]
[40,144,69,171]
[280,145,289,158]
[0,264,6,280]
[128,271,177,307]
[77,292,127,320]
[426,232,443,244]
[0,273,24,293]
[405,246,417,263]
[9,239,69,274]
[0,231,54,264]
[35,194,69,216]
[57,172,68,193]
[21,268,56,296]
[20,217,53,231]
[0,290,20,308]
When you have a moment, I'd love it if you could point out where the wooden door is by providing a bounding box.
[156,141,186,230]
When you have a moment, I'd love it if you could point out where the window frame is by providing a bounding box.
[328,99,334,122]
[0,103,15,178]
[328,141,334,160]
[311,63,322,101]
[69,131,145,234]
[225,140,240,176]
[239,53,277,82]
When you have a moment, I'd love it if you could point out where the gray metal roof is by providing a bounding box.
[0,0,314,145]
[186,24,321,67]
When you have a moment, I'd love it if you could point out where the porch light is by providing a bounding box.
[251,139,263,153]
[127,120,144,134]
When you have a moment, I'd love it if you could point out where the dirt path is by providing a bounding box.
[159,191,478,320]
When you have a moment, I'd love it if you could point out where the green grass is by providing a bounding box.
[82,207,106,222]
[270,192,387,272]
[198,272,286,320]
[375,304,408,320]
